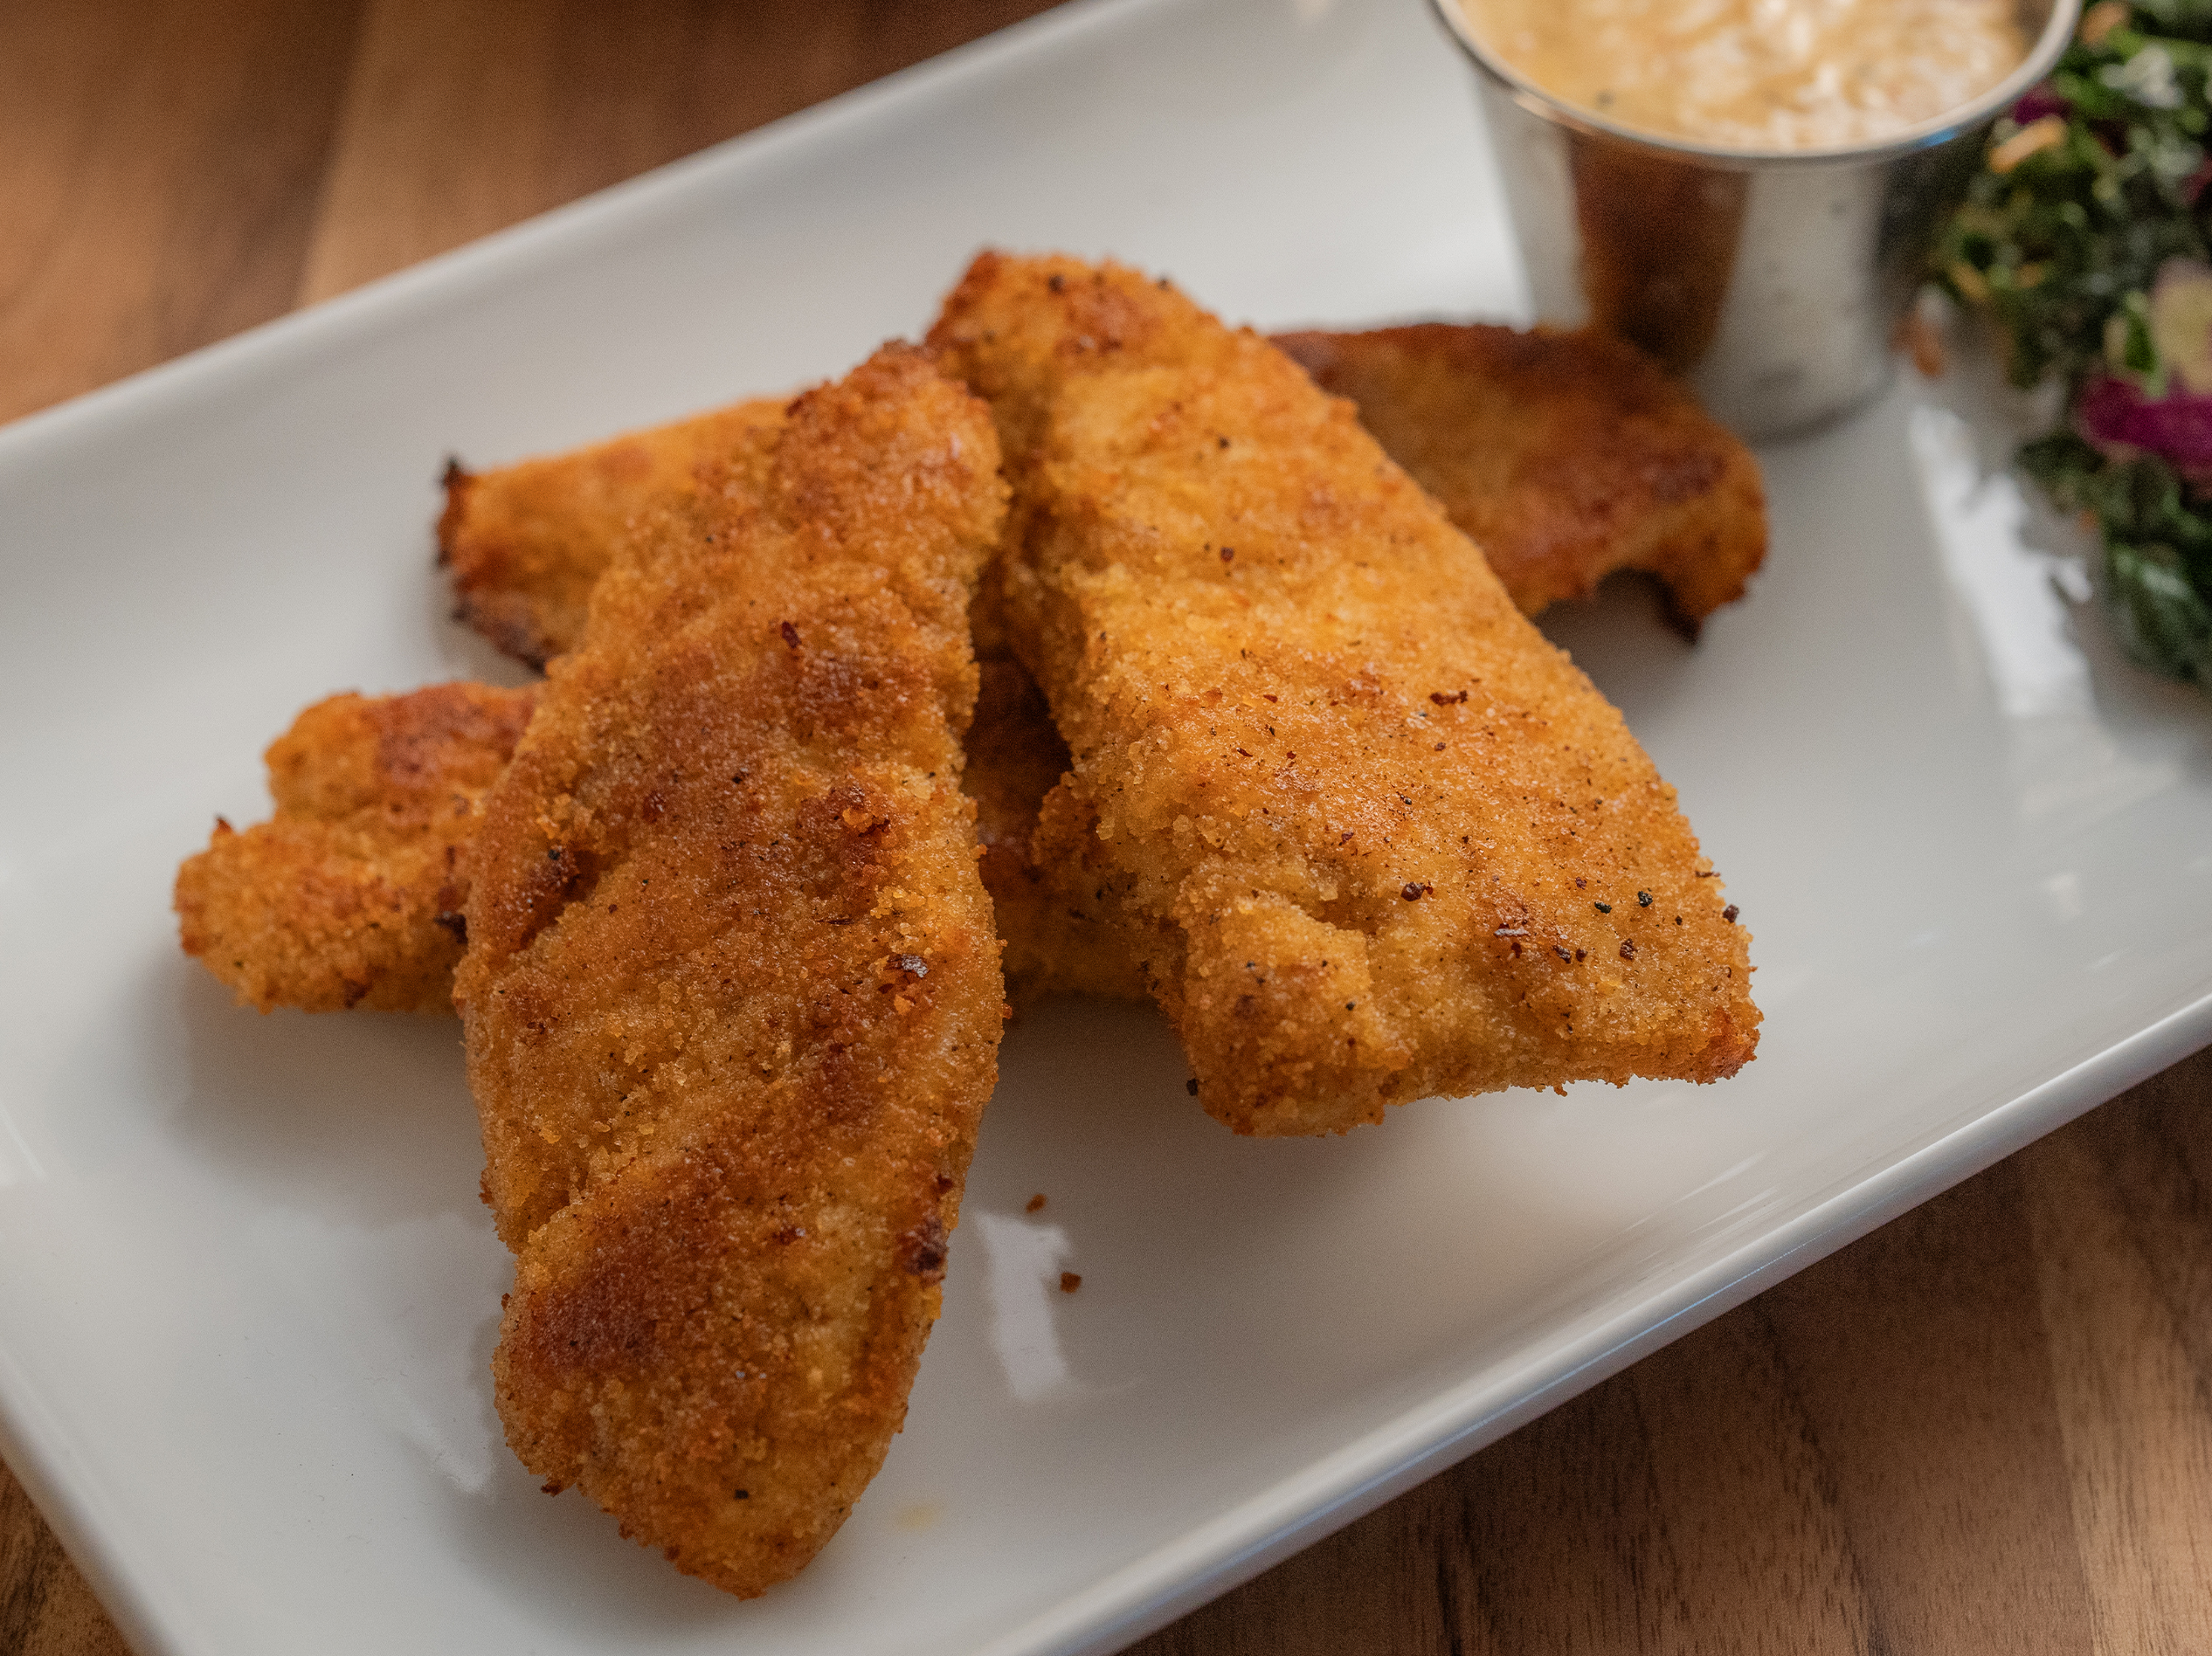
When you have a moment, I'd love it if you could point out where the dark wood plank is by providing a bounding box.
[1757,1163,2097,1653]
[2017,1063,2212,1649]
[297,0,1067,302]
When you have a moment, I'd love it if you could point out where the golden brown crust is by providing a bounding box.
[439,399,789,666]
[930,252,1759,1136]
[173,683,536,1012]
[968,653,1147,1002]
[458,344,1006,1597]
[441,396,1140,1004]
[1271,324,1766,631]
[432,323,1754,1018]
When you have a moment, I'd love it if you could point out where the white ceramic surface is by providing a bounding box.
[2,2,2209,1653]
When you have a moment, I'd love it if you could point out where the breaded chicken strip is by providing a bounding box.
[930,253,1758,1136]
[1272,324,1766,632]
[174,683,534,1011]
[440,397,1141,1004]
[439,398,786,666]
[457,344,1006,1597]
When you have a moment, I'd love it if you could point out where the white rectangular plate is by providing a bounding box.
[3,1,2209,1652]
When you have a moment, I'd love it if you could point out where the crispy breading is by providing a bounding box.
[1271,324,1766,631]
[438,398,787,666]
[432,322,1757,1013]
[969,652,1147,1001]
[192,659,1134,1015]
[929,252,1758,1136]
[441,400,1142,1004]
[173,683,535,1012]
[456,344,1006,1597]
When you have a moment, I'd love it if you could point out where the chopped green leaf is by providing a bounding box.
[1935,2,2212,688]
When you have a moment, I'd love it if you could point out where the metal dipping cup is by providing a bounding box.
[1429,0,2081,438]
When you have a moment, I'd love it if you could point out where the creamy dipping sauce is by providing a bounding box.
[1462,0,2030,150]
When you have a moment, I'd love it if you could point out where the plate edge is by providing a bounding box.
[978,988,2212,1656]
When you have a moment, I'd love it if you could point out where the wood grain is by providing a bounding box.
[2021,1085,2212,1652]
[297,0,1070,305]
[0,0,363,424]
[3,5,2211,1653]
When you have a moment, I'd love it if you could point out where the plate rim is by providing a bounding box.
[980,990,2212,1655]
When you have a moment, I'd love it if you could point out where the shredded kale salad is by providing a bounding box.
[1935,0,2212,686]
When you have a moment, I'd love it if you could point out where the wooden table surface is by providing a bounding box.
[5,4,2210,1653]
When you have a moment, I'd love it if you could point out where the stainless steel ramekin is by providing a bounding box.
[1430,0,2082,438]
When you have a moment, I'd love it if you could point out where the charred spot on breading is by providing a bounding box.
[898,1215,950,1280]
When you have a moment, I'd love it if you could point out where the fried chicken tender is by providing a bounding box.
[455,344,1006,1597]
[439,398,787,666]
[1272,324,1766,631]
[440,395,1142,1005]
[174,682,535,1011]
[929,252,1758,1136]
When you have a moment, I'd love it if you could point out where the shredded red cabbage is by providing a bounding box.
[2076,374,2212,474]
